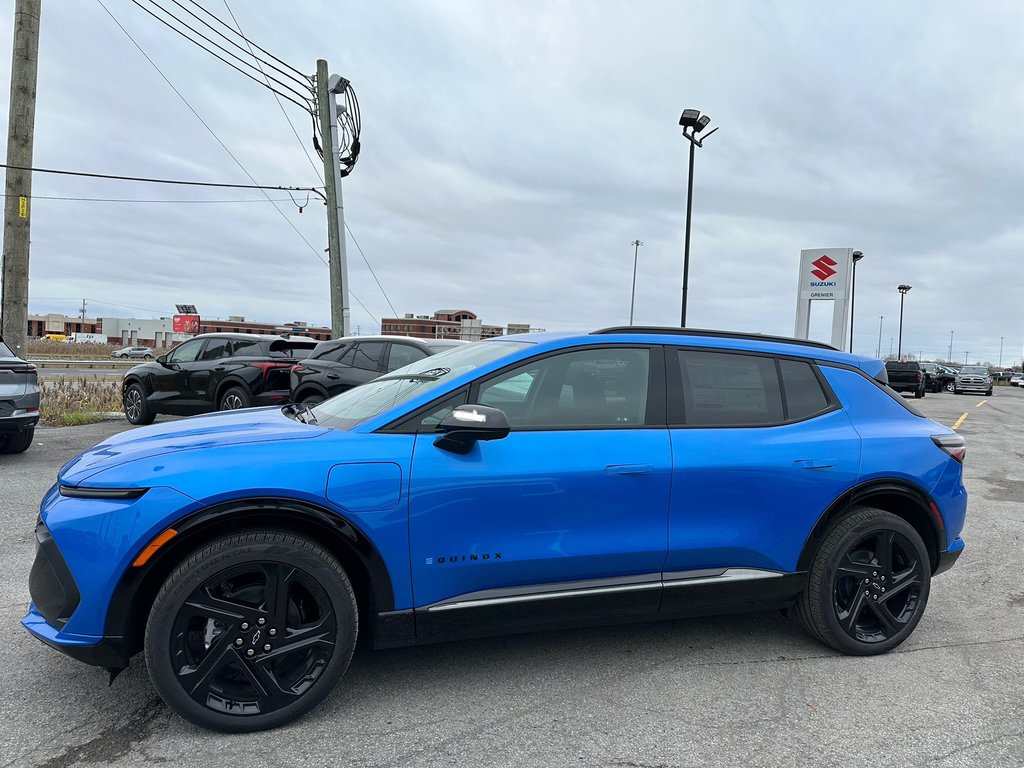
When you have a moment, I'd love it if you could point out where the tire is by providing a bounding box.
[123,383,156,425]
[0,427,34,454]
[144,354,153,360]
[944,381,955,393]
[300,393,324,406]
[985,389,992,397]
[794,508,930,656]
[144,530,358,733]
[954,388,962,395]
[914,385,925,399]
[219,386,252,411]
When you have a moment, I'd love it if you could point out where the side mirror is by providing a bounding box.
[156,355,168,366]
[433,405,510,455]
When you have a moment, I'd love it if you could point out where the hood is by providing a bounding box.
[60,407,329,486]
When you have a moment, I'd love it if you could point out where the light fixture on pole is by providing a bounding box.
[876,315,884,359]
[849,250,864,352]
[897,284,912,359]
[629,240,643,326]
[677,109,718,327]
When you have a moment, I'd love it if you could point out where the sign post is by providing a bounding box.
[794,248,853,350]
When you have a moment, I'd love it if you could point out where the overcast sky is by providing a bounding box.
[1,0,1022,364]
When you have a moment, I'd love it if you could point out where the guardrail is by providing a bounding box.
[28,359,137,369]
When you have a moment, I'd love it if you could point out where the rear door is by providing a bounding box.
[662,348,861,612]
[187,336,233,403]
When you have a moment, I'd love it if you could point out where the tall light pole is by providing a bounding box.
[628,239,643,325]
[964,351,969,365]
[897,284,912,359]
[677,109,718,327]
[876,315,884,358]
[999,336,1004,367]
[948,331,954,363]
[849,250,864,352]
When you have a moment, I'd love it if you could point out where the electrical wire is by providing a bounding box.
[128,0,315,111]
[0,162,324,197]
[5,193,297,203]
[97,0,329,268]
[345,224,398,318]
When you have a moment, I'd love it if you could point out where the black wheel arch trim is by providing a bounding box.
[103,496,396,661]
[214,376,252,404]
[797,478,945,574]
[295,382,331,401]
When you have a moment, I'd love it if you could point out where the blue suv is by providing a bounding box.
[23,327,967,732]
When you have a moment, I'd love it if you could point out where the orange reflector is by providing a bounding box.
[132,528,178,567]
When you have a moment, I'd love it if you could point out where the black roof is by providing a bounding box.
[592,326,838,351]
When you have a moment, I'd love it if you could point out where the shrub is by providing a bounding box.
[40,377,122,427]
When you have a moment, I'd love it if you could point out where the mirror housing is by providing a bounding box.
[156,355,168,366]
[433,405,510,454]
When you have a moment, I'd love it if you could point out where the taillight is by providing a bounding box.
[248,362,291,378]
[291,365,305,373]
[932,434,966,463]
[916,371,922,382]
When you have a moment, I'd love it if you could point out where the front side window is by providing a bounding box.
[675,349,783,426]
[168,339,205,364]
[476,347,650,429]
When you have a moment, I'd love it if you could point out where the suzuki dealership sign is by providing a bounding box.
[794,248,853,349]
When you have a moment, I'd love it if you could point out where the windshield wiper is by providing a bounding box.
[283,403,318,424]
[384,367,451,382]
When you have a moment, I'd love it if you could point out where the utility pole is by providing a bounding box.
[79,298,86,325]
[315,59,351,338]
[0,0,42,355]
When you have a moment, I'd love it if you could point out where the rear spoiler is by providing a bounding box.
[859,359,889,385]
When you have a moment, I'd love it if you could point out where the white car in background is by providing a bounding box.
[1010,373,1023,387]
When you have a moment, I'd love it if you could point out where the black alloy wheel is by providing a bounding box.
[145,531,358,732]
[124,383,156,425]
[795,508,930,655]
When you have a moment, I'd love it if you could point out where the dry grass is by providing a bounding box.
[40,377,122,426]
[28,338,122,360]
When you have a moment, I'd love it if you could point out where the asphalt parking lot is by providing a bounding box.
[1,390,1023,768]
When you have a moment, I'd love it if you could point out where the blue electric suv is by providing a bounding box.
[23,327,967,732]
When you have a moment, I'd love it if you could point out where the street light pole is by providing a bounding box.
[948,331,953,363]
[965,351,969,365]
[628,239,643,326]
[849,250,864,353]
[999,336,1004,367]
[876,315,884,358]
[897,284,912,359]
[677,109,718,328]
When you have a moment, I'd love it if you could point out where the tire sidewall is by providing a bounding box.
[124,383,155,425]
[809,510,931,656]
[144,534,358,733]
[220,386,252,411]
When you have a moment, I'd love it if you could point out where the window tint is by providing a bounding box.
[476,348,649,429]
[350,342,386,371]
[315,343,350,363]
[779,359,830,420]
[168,339,204,364]
[387,343,428,372]
[200,337,231,361]
[231,339,261,357]
[675,349,783,426]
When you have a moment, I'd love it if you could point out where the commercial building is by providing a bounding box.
[380,309,535,340]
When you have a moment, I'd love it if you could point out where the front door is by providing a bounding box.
[150,338,207,414]
[408,345,671,639]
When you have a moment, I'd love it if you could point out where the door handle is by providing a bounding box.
[794,458,836,470]
[605,464,654,476]
[327,374,340,380]
[214,366,225,372]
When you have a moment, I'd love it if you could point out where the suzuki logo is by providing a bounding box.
[811,255,837,281]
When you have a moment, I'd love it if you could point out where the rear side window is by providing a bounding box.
[200,337,231,361]
[232,339,262,357]
[315,344,350,363]
[387,343,429,372]
[0,340,14,357]
[675,349,783,426]
[346,342,386,371]
[779,359,830,420]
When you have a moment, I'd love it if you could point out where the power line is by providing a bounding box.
[345,224,398,317]
[97,0,328,268]
[0,162,323,196]
[129,0,314,110]
[5,193,298,204]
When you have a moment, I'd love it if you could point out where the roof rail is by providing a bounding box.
[591,326,838,351]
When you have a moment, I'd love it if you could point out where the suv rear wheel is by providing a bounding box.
[144,531,358,732]
[795,508,930,655]
[219,386,252,410]
[0,427,34,454]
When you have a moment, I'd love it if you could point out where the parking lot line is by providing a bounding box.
[975,400,988,408]
[952,412,969,430]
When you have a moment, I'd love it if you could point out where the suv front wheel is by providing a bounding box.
[795,508,930,656]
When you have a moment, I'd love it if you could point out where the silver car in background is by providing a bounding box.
[954,365,993,396]
[112,345,154,359]
[0,336,40,454]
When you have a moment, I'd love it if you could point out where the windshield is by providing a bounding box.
[960,366,989,375]
[309,340,532,429]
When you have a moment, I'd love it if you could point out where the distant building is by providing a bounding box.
[380,309,534,340]
[26,313,332,347]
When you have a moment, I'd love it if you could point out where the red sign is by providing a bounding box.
[172,314,200,334]
[810,255,837,281]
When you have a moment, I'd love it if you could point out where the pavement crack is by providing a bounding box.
[27,696,166,768]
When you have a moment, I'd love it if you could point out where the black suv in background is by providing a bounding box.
[0,335,40,453]
[289,336,465,405]
[122,333,316,424]
[884,361,926,398]
[921,362,956,393]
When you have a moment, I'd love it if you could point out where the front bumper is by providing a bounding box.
[22,608,131,668]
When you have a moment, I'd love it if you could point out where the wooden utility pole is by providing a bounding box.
[315,59,350,339]
[0,0,41,355]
